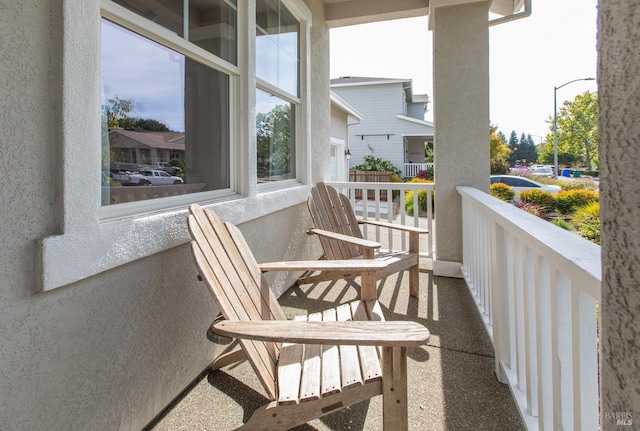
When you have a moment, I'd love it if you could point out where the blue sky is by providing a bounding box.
[330,0,598,142]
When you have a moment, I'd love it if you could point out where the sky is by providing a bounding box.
[329,0,598,144]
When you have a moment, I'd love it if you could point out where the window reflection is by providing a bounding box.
[111,0,238,65]
[256,89,295,181]
[256,0,299,96]
[101,19,230,206]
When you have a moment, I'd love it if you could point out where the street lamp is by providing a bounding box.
[553,77,595,178]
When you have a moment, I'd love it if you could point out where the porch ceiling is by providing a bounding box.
[323,0,525,28]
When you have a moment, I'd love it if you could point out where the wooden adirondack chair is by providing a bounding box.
[302,182,428,298]
[187,204,429,431]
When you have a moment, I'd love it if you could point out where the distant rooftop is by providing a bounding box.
[330,76,412,86]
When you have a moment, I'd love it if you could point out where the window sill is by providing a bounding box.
[38,185,309,292]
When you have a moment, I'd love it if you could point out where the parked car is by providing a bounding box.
[530,165,554,177]
[136,169,184,185]
[490,175,561,200]
[110,169,139,186]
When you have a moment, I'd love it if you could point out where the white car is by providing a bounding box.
[530,165,554,177]
[491,175,561,200]
[131,169,184,185]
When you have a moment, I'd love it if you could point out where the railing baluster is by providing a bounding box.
[457,186,600,431]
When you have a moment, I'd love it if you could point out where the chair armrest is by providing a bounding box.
[213,320,430,347]
[259,259,389,273]
[358,219,429,234]
[307,228,381,249]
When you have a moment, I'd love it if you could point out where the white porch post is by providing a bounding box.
[431,1,490,277]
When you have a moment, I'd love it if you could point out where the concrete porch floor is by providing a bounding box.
[145,258,525,430]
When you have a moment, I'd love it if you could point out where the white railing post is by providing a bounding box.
[325,181,434,257]
[457,186,601,431]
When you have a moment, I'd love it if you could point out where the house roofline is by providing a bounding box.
[330,91,364,121]
[397,113,433,128]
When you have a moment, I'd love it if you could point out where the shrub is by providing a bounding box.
[405,178,434,215]
[551,219,572,230]
[553,189,599,215]
[571,201,600,244]
[490,159,510,174]
[519,189,555,211]
[490,182,515,202]
[352,155,402,177]
[415,167,434,181]
[557,179,598,191]
[515,201,545,218]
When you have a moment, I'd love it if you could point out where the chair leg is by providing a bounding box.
[381,346,408,431]
[409,264,419,298]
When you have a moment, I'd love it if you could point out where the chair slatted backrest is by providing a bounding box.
[188,204,286,401]
[308,182,363,260]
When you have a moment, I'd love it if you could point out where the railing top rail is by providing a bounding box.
[326,181,434,191]
[458,185,601,299]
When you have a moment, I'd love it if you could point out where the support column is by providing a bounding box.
[598,1,640,428]
[432,1,490,277]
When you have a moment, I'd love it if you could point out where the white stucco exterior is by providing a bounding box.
[2,1,636,429]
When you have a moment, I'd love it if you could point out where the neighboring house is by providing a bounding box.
[1,1,636,430]
[330,90,363,181]
[331,76,434,178]
[108,128,185,167]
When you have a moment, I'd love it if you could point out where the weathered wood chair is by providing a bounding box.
[188,204,429,431]
[302,182,428,298]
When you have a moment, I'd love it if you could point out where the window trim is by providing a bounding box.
[38,0,312,292]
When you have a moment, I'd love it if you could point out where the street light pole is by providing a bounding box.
[553,77,595,178]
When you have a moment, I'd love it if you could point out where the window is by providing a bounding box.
[40,0,311,291]
[101,1,236,206]
[255,0,300,183]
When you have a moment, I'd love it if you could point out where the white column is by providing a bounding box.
[431,1,490,277]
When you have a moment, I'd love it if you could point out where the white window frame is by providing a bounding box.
[38,0,312,292]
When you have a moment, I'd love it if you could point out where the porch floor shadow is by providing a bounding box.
[145,258,525,431]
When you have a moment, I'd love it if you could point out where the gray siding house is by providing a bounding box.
[331,77,434,178]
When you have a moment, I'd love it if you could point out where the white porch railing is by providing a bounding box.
[325,181,434,257]
[457,186,600,431]
[403,162,434,178]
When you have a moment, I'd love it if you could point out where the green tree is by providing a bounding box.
[256,104,292,177]
[102,96,135,129]
[551,91,599,170]
[507,130,519,166]
[518,133,538,165]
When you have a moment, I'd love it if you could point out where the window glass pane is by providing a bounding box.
[189,0,237,64]
[111,0,238,65]
[256,0,299,96]
[256,89,295,182]
[101,19,230,206]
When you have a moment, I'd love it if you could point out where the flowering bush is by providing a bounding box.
[405,178,434,215]
[415,168,434,181]
[554,189,599,215]
[490,182,515,202]
[519,189,555,210]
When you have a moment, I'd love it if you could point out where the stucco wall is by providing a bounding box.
[597,0,640,427]
[0,1,329,430]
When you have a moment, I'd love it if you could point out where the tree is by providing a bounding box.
[507,130,519,166]
[490,124,511,173]
[256,104,292,177]
[518,133,538,165]
[102,96,135,129]
[551,91,599,170]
